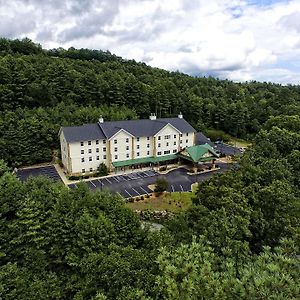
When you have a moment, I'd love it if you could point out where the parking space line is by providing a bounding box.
[171,185,174,192]
[113,176,119,182]
[142,172,148,177]
[105,178,112,184]
[91,181,96,188]
[180,184,184,192]
[124,189,132,197]
[132,187,140,195]
[97,179,104,186]
[140,186,149,194]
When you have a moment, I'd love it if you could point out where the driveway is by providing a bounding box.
[68,162,232,198]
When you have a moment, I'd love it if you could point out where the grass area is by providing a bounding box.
[227,136,251,148]
[126,191,194,213]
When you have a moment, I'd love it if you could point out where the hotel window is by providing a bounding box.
[103,147,106,152]
[180,140,183,144]
[186,133,189,136]
[166,142,169,146]
[96,140,99,144]
[114,139,117,144]
[126,138,129,143]
[96,148,99,153]
[137,145,140,149]
[114,147,118,152]
[81,150,84,154]
[157,151,162,155]
[96,156,100,160]
[81,158,85,162]
[89,168,93,172]
[173,149,177,153]
[126,153,130,158]
[137,137,140,142]
[88,141,91,145]
[126,146,129,151]
[186,139,188,143]
[164,150,170,154]
[174,134,177,138]
[158,143,161,148]
[147,136,150,140]
[147,144,150,148]
[180,134,183,137]
[158,136,161,140]
[89,157,92,161]
[147,151,150,155]
[80,142,84,146]
[103,140,106,144]
[103,155,106,159]
[82,168,85,173]
[88,149,92,153]
[137,152,140,157]
[174,141,176,145]
[115,155,118,159]
[165,135,170,140]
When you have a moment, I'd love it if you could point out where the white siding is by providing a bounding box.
[155,124,181,156]
[110,130,133,162]
[69,138,107,174]
[60,132,70,172]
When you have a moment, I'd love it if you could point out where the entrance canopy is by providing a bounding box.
[177,143,219,163]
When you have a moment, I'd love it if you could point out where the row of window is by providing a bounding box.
[80,133,190,147]
[81,148,106,154]
[157,149,177,155]
[81,140,106,146]
[81,155,106,162]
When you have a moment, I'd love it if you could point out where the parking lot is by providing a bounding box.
[68,163,231,198]
[16,165,62,182]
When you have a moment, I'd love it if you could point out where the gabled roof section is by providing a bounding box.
[60,123,105,143]
[178,143,219,163]
[99,117,196,139]
[195,132,214,147]
[60,117,196,142]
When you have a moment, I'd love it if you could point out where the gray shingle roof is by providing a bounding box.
[195,132,214,146]
[60,117,196,143]
[61,123,105,142]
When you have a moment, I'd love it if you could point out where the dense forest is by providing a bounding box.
[1,38,300,166]
[0,38,299,299]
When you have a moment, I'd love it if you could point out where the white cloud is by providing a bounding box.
[0,0,300,84]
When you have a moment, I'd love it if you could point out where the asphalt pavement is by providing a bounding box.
[68,162,232,198]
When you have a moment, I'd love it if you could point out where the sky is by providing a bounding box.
[0,0,300,84]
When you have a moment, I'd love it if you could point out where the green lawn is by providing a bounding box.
[126,191,194,213]
[227,136,251,148]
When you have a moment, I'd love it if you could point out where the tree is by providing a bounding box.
[154,177,168,194]
[97,163,109,177]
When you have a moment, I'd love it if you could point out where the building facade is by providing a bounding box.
[59,114,196,175]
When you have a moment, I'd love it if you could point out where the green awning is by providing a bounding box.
[178,143,219,163]
[112,154,178,168]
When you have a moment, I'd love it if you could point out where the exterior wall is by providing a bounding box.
[154,124,181,156]
[179,131,195,150]
[60,132,70,172]
[110,130,133,163]
[69,138,108,174]
[133,136,153,159]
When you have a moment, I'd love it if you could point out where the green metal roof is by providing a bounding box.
[112,154,178,168]
[178,143,219,163]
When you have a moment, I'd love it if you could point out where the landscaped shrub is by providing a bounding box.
[68,175,80,180]
[128,198,134,202]
[146,194,150,198]
[159,166,167,172]
[189,169,195,173]
[83,175,89,179]
[135,197,140,201]
[140,196,144,200]
[97,162,109,177]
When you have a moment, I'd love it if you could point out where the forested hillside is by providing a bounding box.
[1,38,300,166]
[0,38,299,299]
